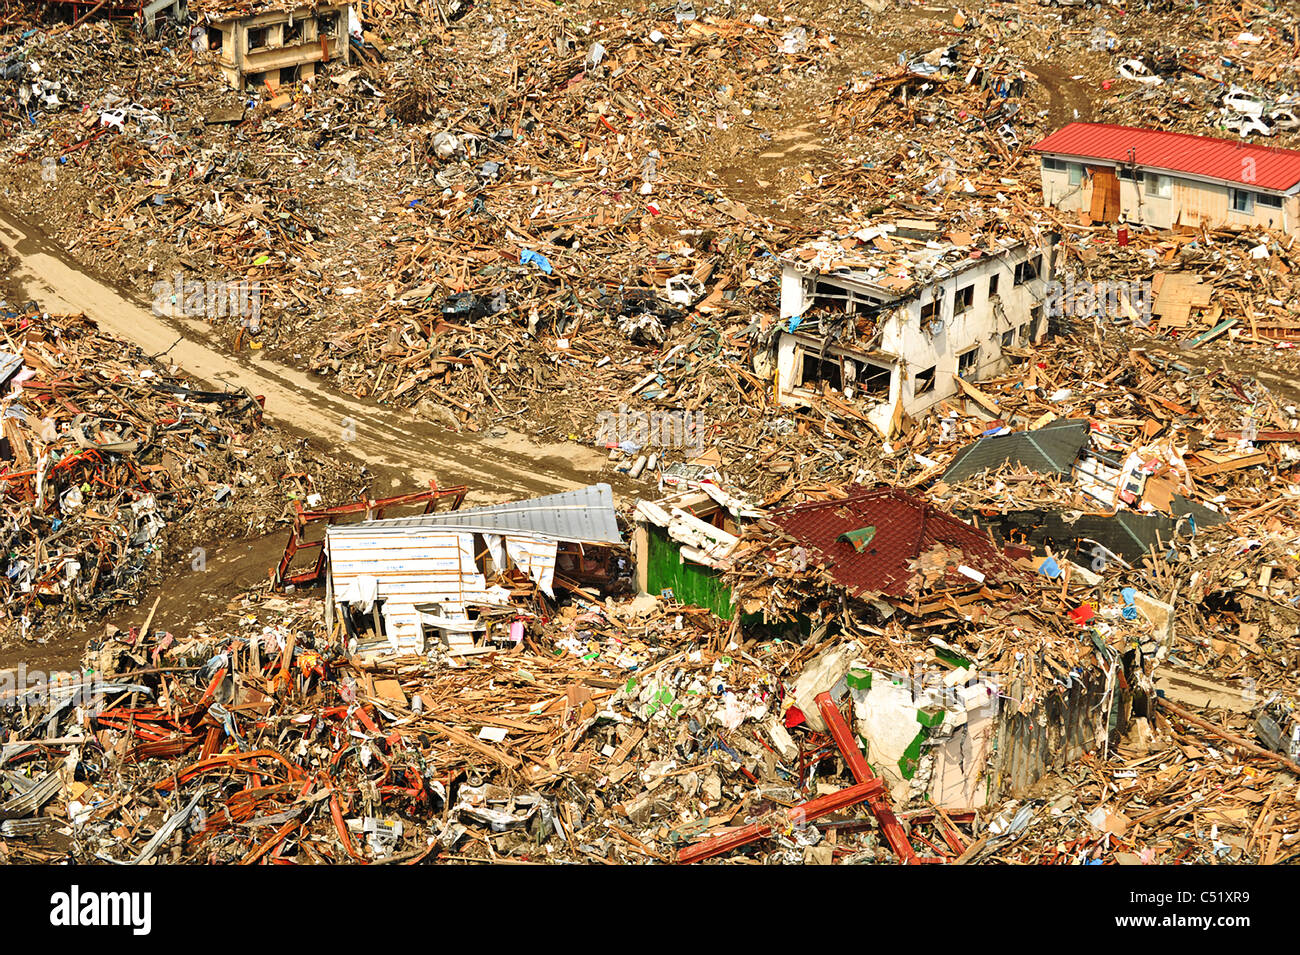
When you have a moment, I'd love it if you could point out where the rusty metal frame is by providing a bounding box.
[272,481,467,590]
[677,776,885,864]
[814,690,929,864]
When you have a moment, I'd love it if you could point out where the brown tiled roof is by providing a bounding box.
[769,486,1016,599]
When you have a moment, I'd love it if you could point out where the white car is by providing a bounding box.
[1219,110,1273,137]
[1266,107,1300,130]
[99,103,163,131]
[1118,59,1162,84]
[1222,87,1267,115]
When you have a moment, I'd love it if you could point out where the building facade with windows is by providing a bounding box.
[196,1,353,90]
[1032,123,1300,233]
[771,221,1054,436]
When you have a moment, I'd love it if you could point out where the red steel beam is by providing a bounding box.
[677,776,883,864]
[815,691,922,864]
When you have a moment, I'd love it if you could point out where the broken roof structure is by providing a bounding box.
[326,484,622,653]
[942,419,1092,484]
[768,486,1020,599]
[779,219,1048,303]
[969,498,1225,566]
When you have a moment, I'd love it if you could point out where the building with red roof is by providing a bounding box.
[768,486,1023,600]
[1030,123,1300,233]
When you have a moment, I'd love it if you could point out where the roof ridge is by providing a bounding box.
[1038,121,1300,158]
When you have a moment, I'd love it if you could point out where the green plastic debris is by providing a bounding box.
[846,669,872,691]
[916,706,945,729]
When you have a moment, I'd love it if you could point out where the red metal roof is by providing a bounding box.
[769,487,1016,599]
[1030,123,1300,193]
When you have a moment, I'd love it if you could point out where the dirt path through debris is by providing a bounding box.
[1034,63,1096,127]
[0,531,289,673]
[0,203,629,506]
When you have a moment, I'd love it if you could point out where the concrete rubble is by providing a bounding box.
[0,0,1298,868]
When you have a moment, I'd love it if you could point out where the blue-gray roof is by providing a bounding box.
[942,419,1092,484]
[333,483,622,544]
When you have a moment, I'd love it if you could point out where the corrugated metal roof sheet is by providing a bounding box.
[332,483,622,545]
[0,351,22,386]
[770,487,1017,599]
[967,495,1226,564]
[1030,123,1300,192]
[942,419,1092,484]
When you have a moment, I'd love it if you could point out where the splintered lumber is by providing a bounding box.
[1157,698,1300,776]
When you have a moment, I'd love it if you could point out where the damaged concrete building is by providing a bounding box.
[772,221,1055,436]
[195,0,353,90]
[717,486,1136,807]
[1032,123,1300,232]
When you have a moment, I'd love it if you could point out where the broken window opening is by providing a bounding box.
[208,27,225,53]
[284,17,305,44]
[953,284,975,316]
[920,294,942,326]
[317,13,340,37]
[956,346,979,378]
[1001,328,1014,348]
[1014,255,1041,285]
[913,365,936,395]
[247,26,271,50]
[800,352,842,391]
[812,280,856,314]
[988,273,1000,299]
[857,361,892,397]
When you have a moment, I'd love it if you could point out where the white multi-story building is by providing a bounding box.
[772,221,1054,436]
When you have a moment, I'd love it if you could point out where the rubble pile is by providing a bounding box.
[1,0,1300,870]
[0,599,942,864]
[0,298,365,636]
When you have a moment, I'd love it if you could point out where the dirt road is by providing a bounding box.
[0,203,629,506]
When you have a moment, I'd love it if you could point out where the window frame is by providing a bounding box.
[920,295,942,325]
[1145,173,1172,199]
[956,346,980,379]
[1014,254,1041,286]
[953,284,975,317]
